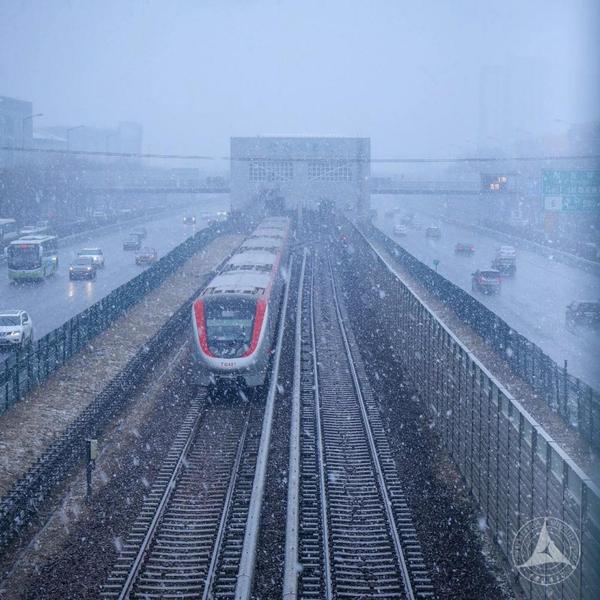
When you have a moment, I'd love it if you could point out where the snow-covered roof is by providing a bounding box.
[227,250,275,267]
[240,237,283,249]
[203,270,271,296]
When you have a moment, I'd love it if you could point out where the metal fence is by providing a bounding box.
[340,223,600,600]
[0,222,225,415]
[363,221,600,451]
[0,270,210,550]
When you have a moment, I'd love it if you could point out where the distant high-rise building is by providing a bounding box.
[478,59,549,155]
[35,121,143,162]
[507,56,546,137]
[477,66,509,154]
[0,95,34,167]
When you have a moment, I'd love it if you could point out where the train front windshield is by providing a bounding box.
[204,297,256,358]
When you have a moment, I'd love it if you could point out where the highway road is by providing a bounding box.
[1,197,228,352]
[372,195,600,389]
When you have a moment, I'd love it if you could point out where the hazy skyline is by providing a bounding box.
[1,0,598,158]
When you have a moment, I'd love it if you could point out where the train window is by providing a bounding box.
[204,297,257,358]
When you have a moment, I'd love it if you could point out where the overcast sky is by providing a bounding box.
[1,0,598,158]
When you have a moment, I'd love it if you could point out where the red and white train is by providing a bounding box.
[190,217,290,387]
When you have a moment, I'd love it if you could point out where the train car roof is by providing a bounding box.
[228,250,275,267]
[203,270,271,296]
[240,237,284,249]
[246,234,284,243]
[256,220,287,228]
[252,228,285,238]
[260,217,289,226]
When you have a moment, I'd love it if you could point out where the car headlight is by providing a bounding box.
[8,331,21,338]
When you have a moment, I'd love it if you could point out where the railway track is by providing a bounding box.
[102,245,433,599]
[102,256,296,599]
[284,250,434,599]
[101,397,251,599]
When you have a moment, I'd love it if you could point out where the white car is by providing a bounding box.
[0,310,34,349]
[393,223,408,236]
[496,245,517,259]
[77,247,105,267]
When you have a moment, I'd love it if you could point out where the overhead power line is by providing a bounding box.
[1,145,599,163]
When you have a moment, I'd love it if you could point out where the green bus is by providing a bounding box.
[7,235,59,281]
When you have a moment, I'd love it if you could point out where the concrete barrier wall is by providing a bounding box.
[340,222,600,600]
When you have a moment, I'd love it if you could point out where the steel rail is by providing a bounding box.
[105,402,252,599]
[116,402,205,600]
[282,248,308,599]
[327,256,417,600]
[309,253,334,600]
[234,255,295,600]
[201,413,251,600]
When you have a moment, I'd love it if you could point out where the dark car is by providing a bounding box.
[455,242,475,254]
[491,245,517,275]
[425,225,441,239]
[135,247,158,265]
[183,215,196,224]
[566,301,600,327]
[69,256,97,280]
[123,236,141,251]
[471,269,501,294]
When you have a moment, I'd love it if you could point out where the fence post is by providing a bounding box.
[26,342,33,391]
[563,360,569,422]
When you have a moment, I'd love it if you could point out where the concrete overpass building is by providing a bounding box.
[230,136,370,214]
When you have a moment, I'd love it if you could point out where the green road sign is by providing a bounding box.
[543,170,600,212]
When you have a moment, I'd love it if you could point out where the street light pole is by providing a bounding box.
[21,113,43,149]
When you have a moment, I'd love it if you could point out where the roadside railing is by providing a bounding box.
[339,221,600,599]
[0,221,228,415]
[362,220,600,451]
[0,266,219,551]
